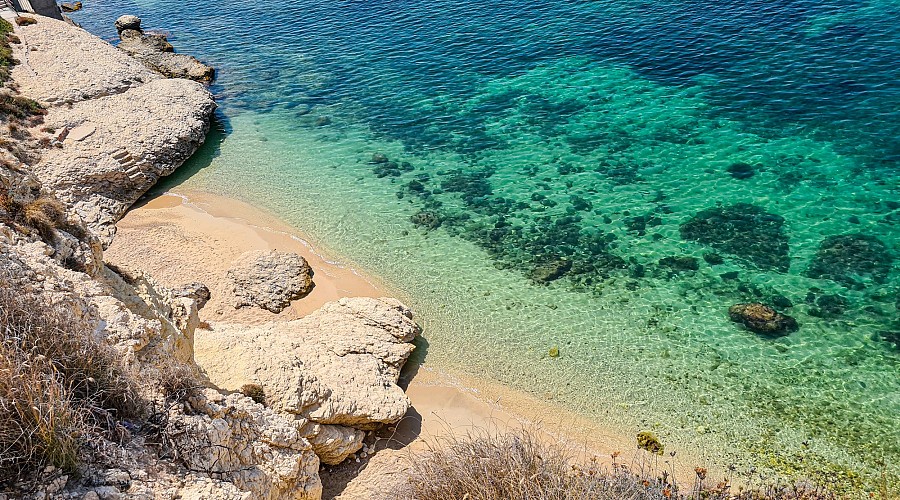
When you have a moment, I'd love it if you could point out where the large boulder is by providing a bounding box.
[195,297,420,429]
[227,250,315,313]
[114,15,142,33]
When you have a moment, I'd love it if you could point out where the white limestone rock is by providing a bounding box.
[10,16,159,104]
[168,390,323,500]
[226,250,315,313]
[33,79,215,244]
[10,16,216,245]
[195,297,420,429]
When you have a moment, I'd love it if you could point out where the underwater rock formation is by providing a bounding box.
[680,203,790,272]
[805,233,893,289]
[728,303,798,336]
[809,293,849,318]
[658,256,700,275]
[727,162,755,179]
[410,209,443,229]
[530,258,571,284]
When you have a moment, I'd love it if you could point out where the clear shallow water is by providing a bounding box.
[72,0,898,493]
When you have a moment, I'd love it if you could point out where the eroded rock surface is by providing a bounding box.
[116,15,216,83]
[10,16,216,245]
[195,297,420,428]
[10,16,159,103]
[168,389,323,499]
[227,250,315,313]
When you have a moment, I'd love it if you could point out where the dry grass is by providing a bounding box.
[240,383,266,405]
[403,427,844,500]
[13,17,36,27]
[21,196,66,240]
[0,184,85,246]
[0,277,142,487]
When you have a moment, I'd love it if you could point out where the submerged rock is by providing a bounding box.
[530,258,571,284]
[637,431,664,455]
[806,233,893,289]
[809,293,850,317]
[703,252,725,265]
[410,209,442,229]
[658,256,700,272]
[728,302,798,336]
[227,250,314,313]
[878,330,900,350]
[680,203,790,272]
[60,2,82,12]
[727,162,755,179]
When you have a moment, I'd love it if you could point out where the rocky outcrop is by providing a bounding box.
[728,302,798,336]
[116,15,216,83]
[195,297,419,463]
[1,13,420,499]
[227,250,315,313]
[197,297,419,427]
[167,390,323,499]
[34,79,215,243]
[10,16,159,104]
[10,16,216,245]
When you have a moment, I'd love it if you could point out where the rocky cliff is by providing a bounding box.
[0,15,418,500]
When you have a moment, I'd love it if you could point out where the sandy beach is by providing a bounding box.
[106,189,714,497]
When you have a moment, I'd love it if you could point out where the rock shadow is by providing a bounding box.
[148,111,232,195]
[319,333,429,498]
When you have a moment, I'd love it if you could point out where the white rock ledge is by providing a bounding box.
[10,15,216,245]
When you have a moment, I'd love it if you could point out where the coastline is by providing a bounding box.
[108,188,715,495]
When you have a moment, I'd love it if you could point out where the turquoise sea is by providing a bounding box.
[72,0,898,494]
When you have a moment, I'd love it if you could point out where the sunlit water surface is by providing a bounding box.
[72,0,899,493]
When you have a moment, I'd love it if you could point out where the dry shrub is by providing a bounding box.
[405,427,676,500]
[0,279,142,487]
[0,94,45,120]
[14,17,36,27]
[240,383,266,405]
[154,361,200,401]
[22,196,65,240]
[0,186,87,245]
[403,427,845,500]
